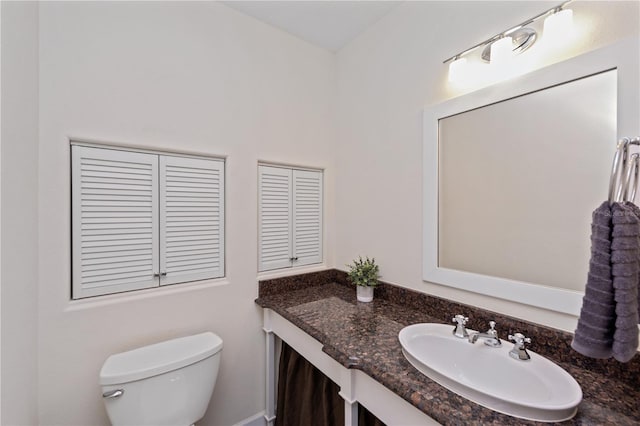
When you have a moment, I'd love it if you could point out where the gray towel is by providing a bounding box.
[624,202,640,315]
[612,202,640,362]
[572,201,615,358]
[572,201,640,362]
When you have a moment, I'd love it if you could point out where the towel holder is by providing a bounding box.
[622,153,640,203]
[609,137,640,203]
[609,138,629,202]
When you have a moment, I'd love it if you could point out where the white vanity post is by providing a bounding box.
[338,369,359,426]
[263,309,277,426]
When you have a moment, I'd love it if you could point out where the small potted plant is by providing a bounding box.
[346,256,380,302]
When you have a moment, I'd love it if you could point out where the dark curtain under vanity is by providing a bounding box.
[276,342,386,426]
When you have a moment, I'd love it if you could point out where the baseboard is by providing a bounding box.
[234,411,267,426]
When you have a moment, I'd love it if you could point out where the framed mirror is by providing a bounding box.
[423,37,639,315]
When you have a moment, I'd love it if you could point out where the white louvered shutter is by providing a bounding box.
[259,165,292,272]
[292,169,323,267]
[160,155,225,285]
[71,146,159,299]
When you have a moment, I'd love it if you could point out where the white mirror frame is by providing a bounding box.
[423,36,640,315]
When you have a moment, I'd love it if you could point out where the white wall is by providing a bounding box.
[37,2,335,425]
[1,1,39,424]
[334,0,640,332]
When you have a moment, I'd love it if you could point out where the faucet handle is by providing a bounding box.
[452,314,468,326]
[508,332,531,345]
[486,321,498,336]
[508,332,532,360]
[452,314,469,338]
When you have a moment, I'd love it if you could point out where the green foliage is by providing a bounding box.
[346,256,380,287]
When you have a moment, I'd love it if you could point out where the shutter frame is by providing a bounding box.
[160,155,225,285]
[258,165,293,272]
[71,146,159,299]
[292,169,323,267]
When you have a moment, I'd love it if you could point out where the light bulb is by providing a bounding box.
[543,8,574,45]
[490,36,514,65]
[448,57,468,83]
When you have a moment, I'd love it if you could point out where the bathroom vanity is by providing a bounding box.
[256,270,640,425]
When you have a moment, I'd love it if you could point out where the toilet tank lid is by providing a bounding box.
[99,332,223,386]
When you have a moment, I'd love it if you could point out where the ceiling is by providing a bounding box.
[221,1,401,52]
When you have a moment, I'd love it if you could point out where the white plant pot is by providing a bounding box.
[357,286,374,302]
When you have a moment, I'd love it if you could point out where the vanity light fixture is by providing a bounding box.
[489,36,514,65]
[447,56,467,82]
[481,28,538,63]
[445,0,573,81]
[543,7,574,43]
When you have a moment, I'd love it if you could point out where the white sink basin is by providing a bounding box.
[399,323,582,422]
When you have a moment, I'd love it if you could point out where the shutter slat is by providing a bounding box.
[82,262,154,276]
[165,248,219,258]
[82,238,152,248]
[82,189,152,196]
[166,222,219,228]
[166,199,218,205]
[82,206,152,213]
[167,264,219,274]
[72,145,160,299]
[82,212,153,218]
[166,164,219,173]
[166,252,218,263]
[84,254,152,265]
[82,224,151,231]
[166,257,219,268]
[163,225,217,233]
[165,174,218,183]
[296,243,320,251]
[82,274,154,289]
[82,179,153,189]
[167,234,219,243]
[81,195,152,202]
[166,213,221,220]
[82,269,153,284]
[160,156,224,285]
[166,229,217,237]
[167,240,219,250]
[165,189,219,195]
[81,170,152,180]
[81,159,151,171]
[82,242,152,253]
[166,181,219,189]
[83,248,152,260]
[262,248,290,256]
[82,233,151,241]
[82,218,152,225]
[262,234,289,241]
[262,254,290,262]
[166,207,219,212]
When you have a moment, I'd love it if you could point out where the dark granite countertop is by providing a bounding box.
[255,270,640,426]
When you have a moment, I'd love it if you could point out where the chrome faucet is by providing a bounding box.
[452,314,469,338]
[508,333,532,360]
[468,321,502,347]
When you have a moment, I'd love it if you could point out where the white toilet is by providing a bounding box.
[99,332,223,426]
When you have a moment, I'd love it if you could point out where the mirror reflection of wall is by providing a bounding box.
[438,70,617,292]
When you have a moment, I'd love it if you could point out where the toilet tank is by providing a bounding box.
[100,332,223,426]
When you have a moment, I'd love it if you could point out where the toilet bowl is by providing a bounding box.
[99,332,223,426]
